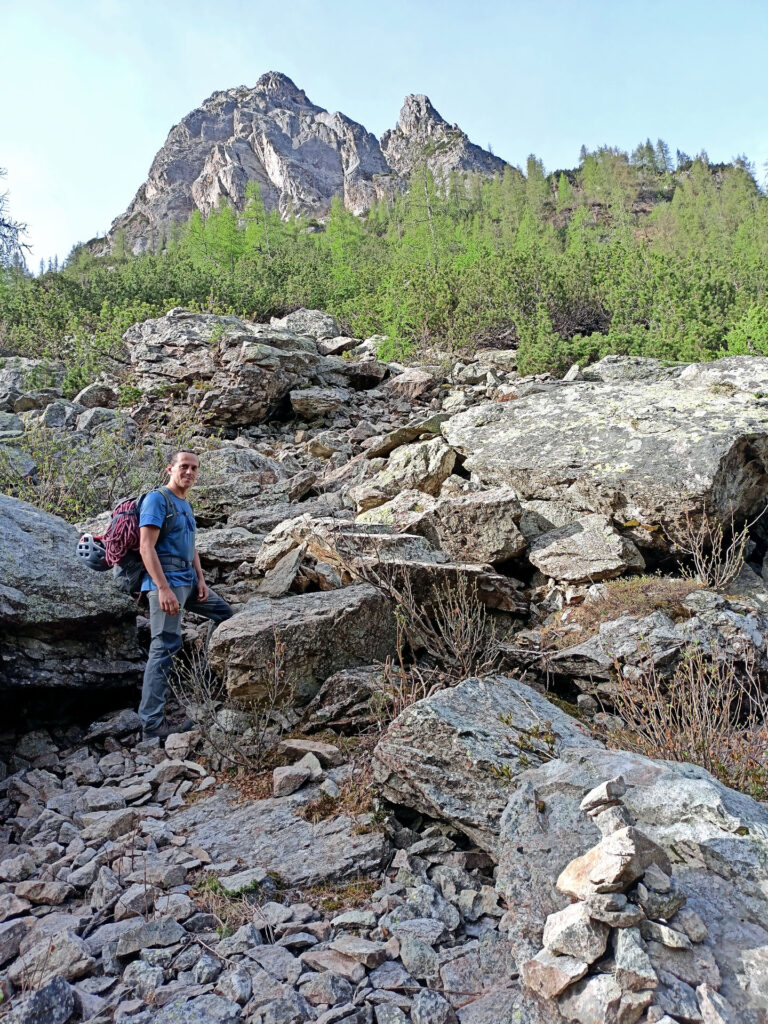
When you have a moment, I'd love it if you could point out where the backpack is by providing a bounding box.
[101,487,178,595]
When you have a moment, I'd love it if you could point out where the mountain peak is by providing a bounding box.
[381,93,506,179]
[253,71,313,108]
[95,75,509,255]
[397,94,449,133]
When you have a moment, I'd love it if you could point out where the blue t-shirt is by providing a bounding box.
[139,489,198,592]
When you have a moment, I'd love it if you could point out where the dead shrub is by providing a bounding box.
[170,631,290,775]
[369,658,441,731]
[539,574,703,651]
[609,643,768,799]
[357,565,501,679]
[677,506,758,591]
[191,875,263,938]
[353,567,503,730]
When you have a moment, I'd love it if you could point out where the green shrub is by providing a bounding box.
[723,304,768,356]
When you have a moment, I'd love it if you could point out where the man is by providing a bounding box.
[138,450,232,740]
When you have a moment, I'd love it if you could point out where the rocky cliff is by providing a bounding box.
[98,72,509,255]
[381,94,506,179]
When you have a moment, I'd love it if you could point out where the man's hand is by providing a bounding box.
[197,577,209,602]
[158,585,180,616]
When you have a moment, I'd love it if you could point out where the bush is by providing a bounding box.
[677,507,752,590]
[170,633,290,774]
[0,409,215,522]
[349,564,503,729]
[610,644,768,799]
[723,304,768,356]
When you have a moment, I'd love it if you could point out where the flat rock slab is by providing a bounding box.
[358,486,526,565]
[529,513,644,583]
[372,674,601,855]
[441,357,768,548]
[208,583,396,702]
[170,781,389,887]
[115,916,187,956]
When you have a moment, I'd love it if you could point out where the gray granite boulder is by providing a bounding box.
[441,357,768,549]
[124,308,340,425]
[358,487,527,565]
[271,308,341,340]
[528,513,645,583]
[208,583,396,702]
[0,496,141,689]
[548,590,768,683]
[372,675,601,855]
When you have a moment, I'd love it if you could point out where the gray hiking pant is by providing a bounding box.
[138,584,232,733]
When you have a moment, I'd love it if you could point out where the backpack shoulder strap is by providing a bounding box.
[155,487,178,544]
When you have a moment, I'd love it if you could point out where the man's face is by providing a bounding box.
[167,453,199,491]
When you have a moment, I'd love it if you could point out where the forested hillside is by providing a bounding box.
[2,142,767,396]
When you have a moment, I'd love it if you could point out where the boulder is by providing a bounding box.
[0,411,24,435]
[72,381,118,409]
[384,367,437,400]
[124,308,333,425]
[528,514,644,583]
[195,526,263,574]
[358,487,527,564]
[372,675,601,854]
[364,413,450,460]
[0,496,142,689]
[350,437,456,511]
[7,931,96,987]
[208,583,396,701]
[195,442,286,511]
[0,357,61,393]
[318,335,361,356]
[441,357,768,548]
[496,747,768,1020]
[556,826,671,900]
[271,308,341,340]
[253,514,527,614]
[301,665,386,733]
[25,399,81,430]
[548,592,768,684]
[4,975,75,1023]
[290,386,351,419]
[74,407,136,437]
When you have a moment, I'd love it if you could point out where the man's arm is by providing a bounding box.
[139,525,180,615]
[193,551,209,602]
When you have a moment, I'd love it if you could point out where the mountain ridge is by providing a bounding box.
[98,71,509,255]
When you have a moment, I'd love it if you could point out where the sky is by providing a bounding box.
[3,0,768,269]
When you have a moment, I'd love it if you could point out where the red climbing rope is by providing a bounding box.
[102,499,141,568]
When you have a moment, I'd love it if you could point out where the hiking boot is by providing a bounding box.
[142,717,194,741]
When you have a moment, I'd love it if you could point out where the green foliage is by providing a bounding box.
[1,146,768,381]
[723,304,768,355]
[0,410,214,522]
[0,423,154,521]
[517,305,565,375]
